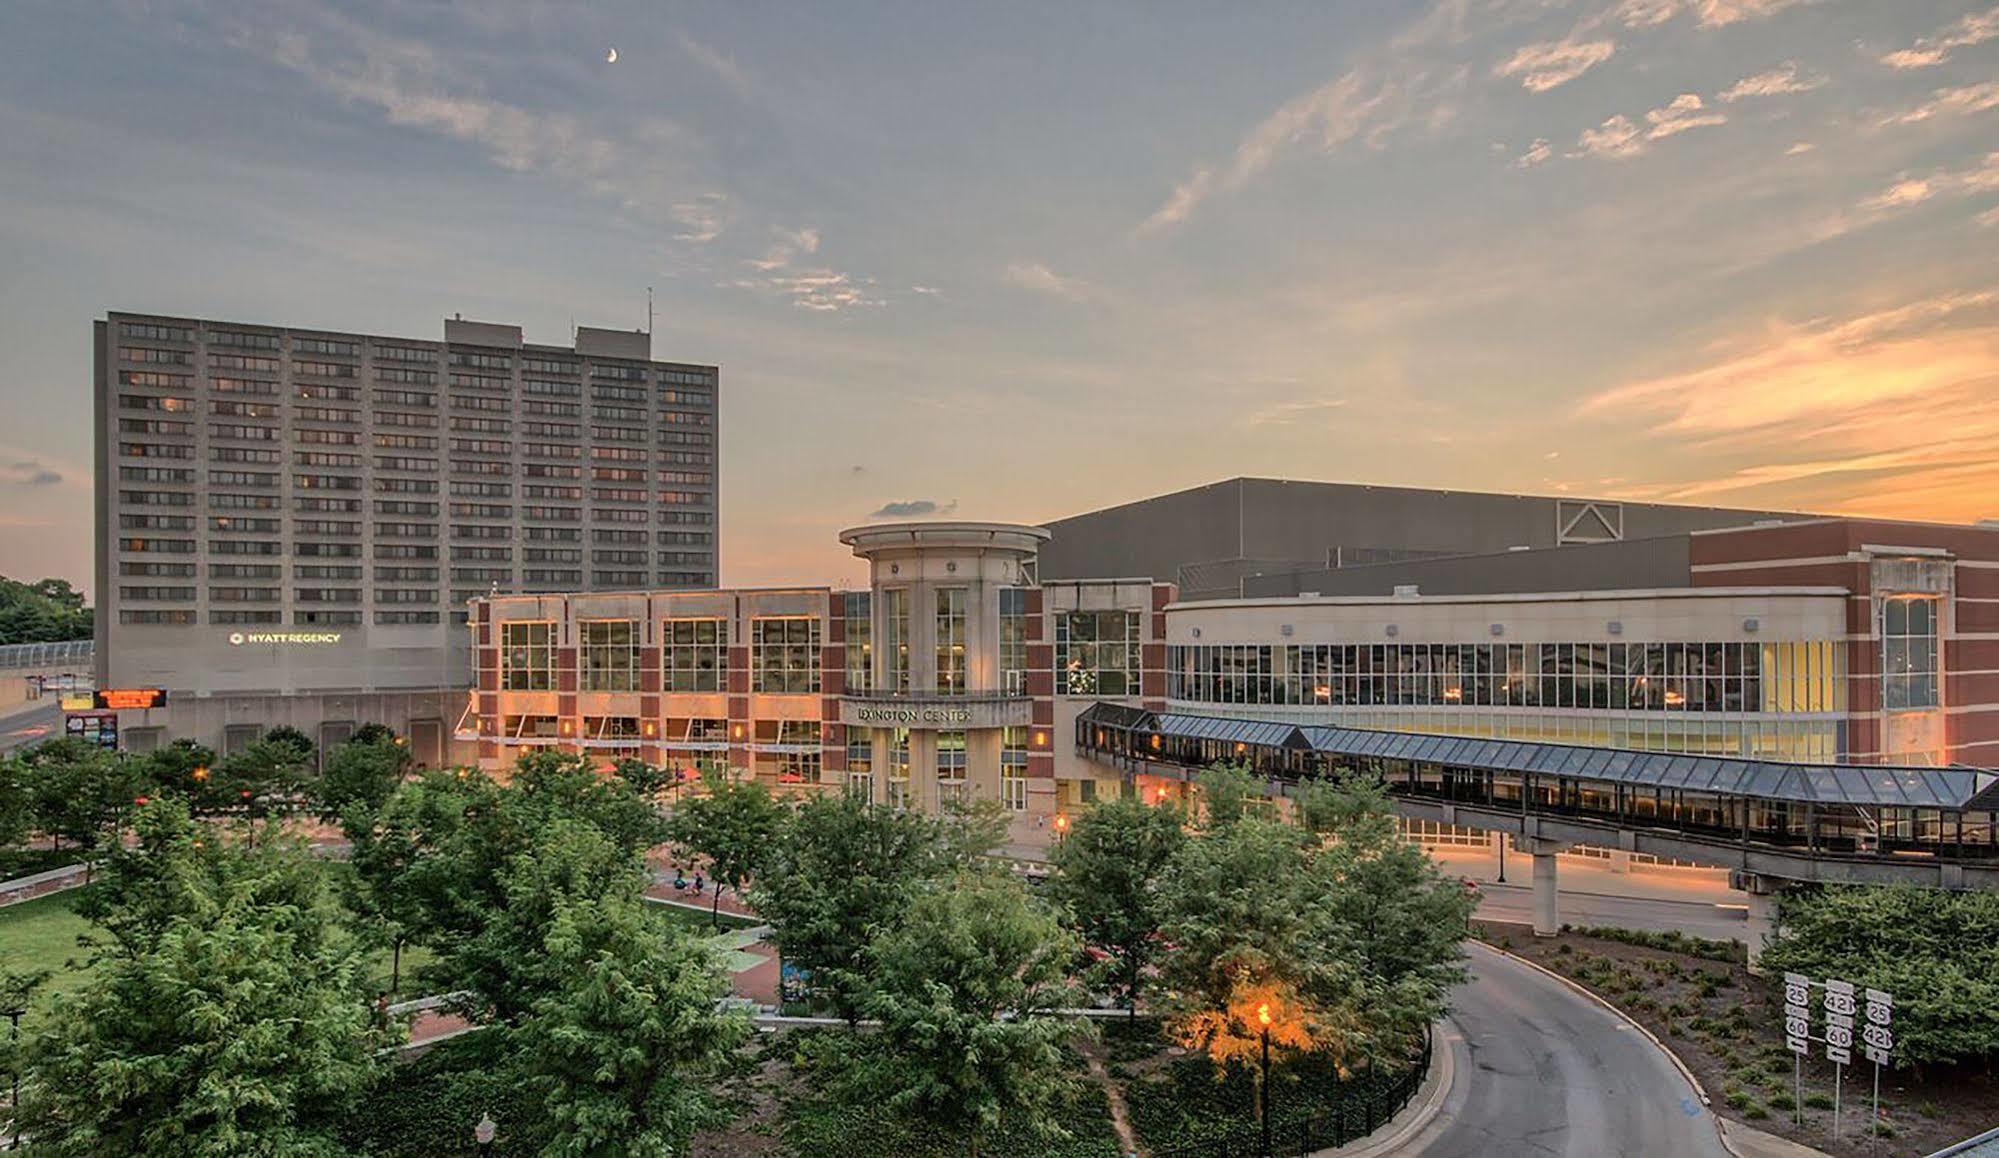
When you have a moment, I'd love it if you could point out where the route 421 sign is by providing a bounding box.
[1862,988,1894,1066]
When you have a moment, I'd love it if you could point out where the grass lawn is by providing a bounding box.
[647,896,762,933]
[0,891,97,1027]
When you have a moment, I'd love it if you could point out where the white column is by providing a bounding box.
[1532,852,1559,937]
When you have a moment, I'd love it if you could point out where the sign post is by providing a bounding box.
[1824,978,1855,1143]
[1863,988,1894,1141]
[1782,972,1811,1126]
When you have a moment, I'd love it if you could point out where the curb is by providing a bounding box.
[1474,940,1745,1156]
[1309,1019,1456,1158]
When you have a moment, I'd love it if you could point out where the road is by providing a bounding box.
[0,700,63,753]
[1471,882,1747,942]
[1403,941,1730,1158]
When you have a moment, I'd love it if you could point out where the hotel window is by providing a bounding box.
[935,589,968,695]
[752,618,821,694]
[664,619,728,692]
[937,731,967,804]
[1002,726,1030,812]
[1882,597,1940,711]
[843,592,872,694]
[579,620,640,692]
[1055,609,1140,696]
[502,622,555,691]
[882,588,910,693]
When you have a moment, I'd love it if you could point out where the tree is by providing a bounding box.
[261,724,317,765]
[316,733,411,822]
[1047,794,1186,1018]
[519,872,747,1156]
[1196,761,1264,829]
[212,736,314,823]
[1761,884,1999,1068]
[0,754,29,848]
[133,739,221,813]
[610,755,674,801]
[17,738,145,854]
[0,575,91,644]
[749,792,959,1020]
[846,871,1086,1157]
[666,771,785,926]
[511,749,665,857]
[18,806,380,1156]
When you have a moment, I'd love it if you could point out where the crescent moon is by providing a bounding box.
[606,47,618,64]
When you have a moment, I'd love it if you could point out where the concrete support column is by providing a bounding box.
[1743,892,1776,975]
[1607,848,1632,874]
[1532,853,1559,937]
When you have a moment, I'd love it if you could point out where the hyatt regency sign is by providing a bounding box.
[227,631,345,646]
[855,706,974,724]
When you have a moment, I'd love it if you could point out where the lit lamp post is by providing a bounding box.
[1257,1002,1274,1158]
[1496,831,1507,883]
[1053,813,1069,845]
[474,1111,497,1156]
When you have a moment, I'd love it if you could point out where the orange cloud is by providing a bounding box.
[1578,292,1999,520]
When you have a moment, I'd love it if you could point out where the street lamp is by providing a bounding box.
[475,1112,497,1156]
[1257,1002,1274,1158]
[1496,831,1507,883]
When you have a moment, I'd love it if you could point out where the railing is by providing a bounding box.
[842,690,1028,702]
[1151,1027,1433,1158]
[0,639,91,670]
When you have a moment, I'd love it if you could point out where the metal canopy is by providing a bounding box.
[1153,713,1308,750]
[1273,720,1993,809]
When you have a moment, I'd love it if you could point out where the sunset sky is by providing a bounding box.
[1,0,1995,594]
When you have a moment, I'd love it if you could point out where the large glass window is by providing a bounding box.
[887,728,910,809]
[882,589,910,693]
[578,620,638,691]
[1055,609,1140,696]
[1882,597,1940,711]
[843,592,872,694]
[999,588,1029,695]
[846,732,874,800]
[663,619,728,692]
[1002,726,1029,812]
[501,622,553,691]
[935,589,968,695]
[752,617,822,694]
[937,730,967,805]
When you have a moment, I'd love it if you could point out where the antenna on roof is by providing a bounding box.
[647,286,654,336]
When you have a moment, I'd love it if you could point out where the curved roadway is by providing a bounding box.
[1404,941,1730,1158]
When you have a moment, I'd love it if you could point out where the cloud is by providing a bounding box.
[1137,0,1480,232]
[1004,261,1093,302]
[1569,94,1723,160]
[675,31,754,97]
[1717,63,1827,102]
[868,499,959,518]
[1855,152,1999,215]
[1514,138,1553,168]
[1981,205,1999,229]
[1876,81,1999,127]
[1572,114,1645,159]
[1785,141,1816,155]
[1,461,61,487]
[668,193,730,243]
[1880,4,1999,70]
[729,226,881,311]
[1495,38,1616,93]
[1575,292,1999,516]
[1616,0,1821,28]
[1239,398,1349,427]
[1644,93,1726,139]
[910,284,942,296]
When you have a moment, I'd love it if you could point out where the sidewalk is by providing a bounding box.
[1427,842,1736,906]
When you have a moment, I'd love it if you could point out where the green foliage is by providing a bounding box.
[0,752,29,848]
[1569,924,1744,963]
[1047,794,1187,1016]
[211,732,316,819]
[17,806,381,1156]
[1195,761,1263,828]
[835,871,1087,1154]
[512,749,667,856]
[337,1031,552,1156]
[316,733,411,822]
[666,770,786,924]
[16,737,148,852]
[0,575,90,644]
[131,739,218,812]
[1761,884,1999,1067]
[749,791,964,1021]
[518,873,748,1156]
[1158,768,1471,1079]
[610,755,675,799]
